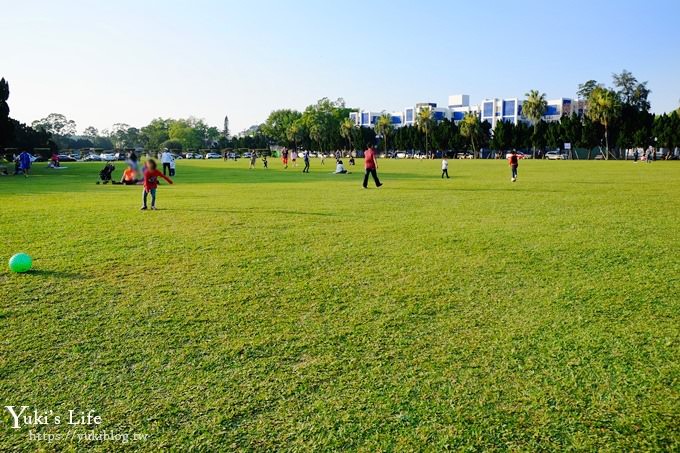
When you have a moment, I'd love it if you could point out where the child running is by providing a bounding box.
[141,159,173,210]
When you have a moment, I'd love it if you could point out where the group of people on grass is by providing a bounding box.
[95,149,174,210]
[633,146,657,163]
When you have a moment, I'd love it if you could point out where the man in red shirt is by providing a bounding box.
[362,145,382,189]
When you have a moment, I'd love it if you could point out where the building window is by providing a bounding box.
[483,102,493,117]
[503,100,516,116]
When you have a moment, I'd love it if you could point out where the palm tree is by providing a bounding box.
[286,120,304,153]
[587,86,620,159]
[340,117,355,156]
[459,113,481,158]
[375,114,393,155]
[522,90,548,158]
[416,107,433,158]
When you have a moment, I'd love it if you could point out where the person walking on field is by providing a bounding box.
[362,145,382,189]
[441,157,449,179]
[17,151,32,177]
[302,150,310,173]
[160,149,173,176]
[508,150,519,182]
[141,159,173,210]
[281,148,289,169]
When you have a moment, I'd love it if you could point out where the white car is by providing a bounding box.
[545,151,566,160]
[100,153,116,161]
[205,152,222,159]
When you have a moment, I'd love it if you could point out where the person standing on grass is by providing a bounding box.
[281,148,289,169]
[17,150,32,177]
[128,149,139,173]
[320,153,326,165]
[291,150,298,167]
[141,159,173,210]
[262,155,268,169]
[302,150,310,173]
[633,149,639,162]
[362,145,382,189]
[508,150,519,182]
[169,156,176,177]
[441,156,449,179]
[161,149,173,175]
[249,151,258,169]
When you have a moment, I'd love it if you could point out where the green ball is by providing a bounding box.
[9,253,32,273]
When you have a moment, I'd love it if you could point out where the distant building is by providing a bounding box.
[351,94,578,129]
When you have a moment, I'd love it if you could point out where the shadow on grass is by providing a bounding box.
[27,269,86,279]
[165,207,338,217]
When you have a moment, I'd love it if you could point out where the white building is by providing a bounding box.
[351,94,576,129]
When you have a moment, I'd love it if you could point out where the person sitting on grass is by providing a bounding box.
[141,159,173,210]
[334,159,349,174]
[120,165,138,185]
[348,155,355,166]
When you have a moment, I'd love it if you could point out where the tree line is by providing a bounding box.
[1,70,679,160]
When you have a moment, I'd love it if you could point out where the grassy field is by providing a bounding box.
[0,157,678,451]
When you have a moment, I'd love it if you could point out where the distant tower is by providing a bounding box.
[223,115,230,139]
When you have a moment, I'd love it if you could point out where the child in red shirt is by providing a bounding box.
[141,159,173,210]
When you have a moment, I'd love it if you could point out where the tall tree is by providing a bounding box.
[587,86,620,159]
[522,90,548,158]
[340,117,355,153]
[375,114,393,154]
[612,69,650,111]
[577,80,600,100]
[459,113,482,158]
[262,109,302,147]
[32,113,77,136]
[0,78,10,147]
[416,107,433,158]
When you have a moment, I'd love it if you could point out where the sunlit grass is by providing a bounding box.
[0,158,678,450]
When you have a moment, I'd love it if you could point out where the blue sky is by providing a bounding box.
[2,0,679,133]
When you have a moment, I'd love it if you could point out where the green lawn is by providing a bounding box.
[0,158,678,451]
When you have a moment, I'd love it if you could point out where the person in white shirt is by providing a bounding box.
[441,157,449,179]
[169,156,176,176]
[160,149,173,176]
[334,159,349,174]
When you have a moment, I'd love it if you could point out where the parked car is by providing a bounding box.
[242,152,252,159]
[100,153,116,161]
[545,151,567,160]
[82,154,102,161]
[57,154,77,162]
[505,152,529,160]
[205,152,222,159]
[226,152,239,160]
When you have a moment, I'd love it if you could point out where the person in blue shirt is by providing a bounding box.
[17,151,32,177]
